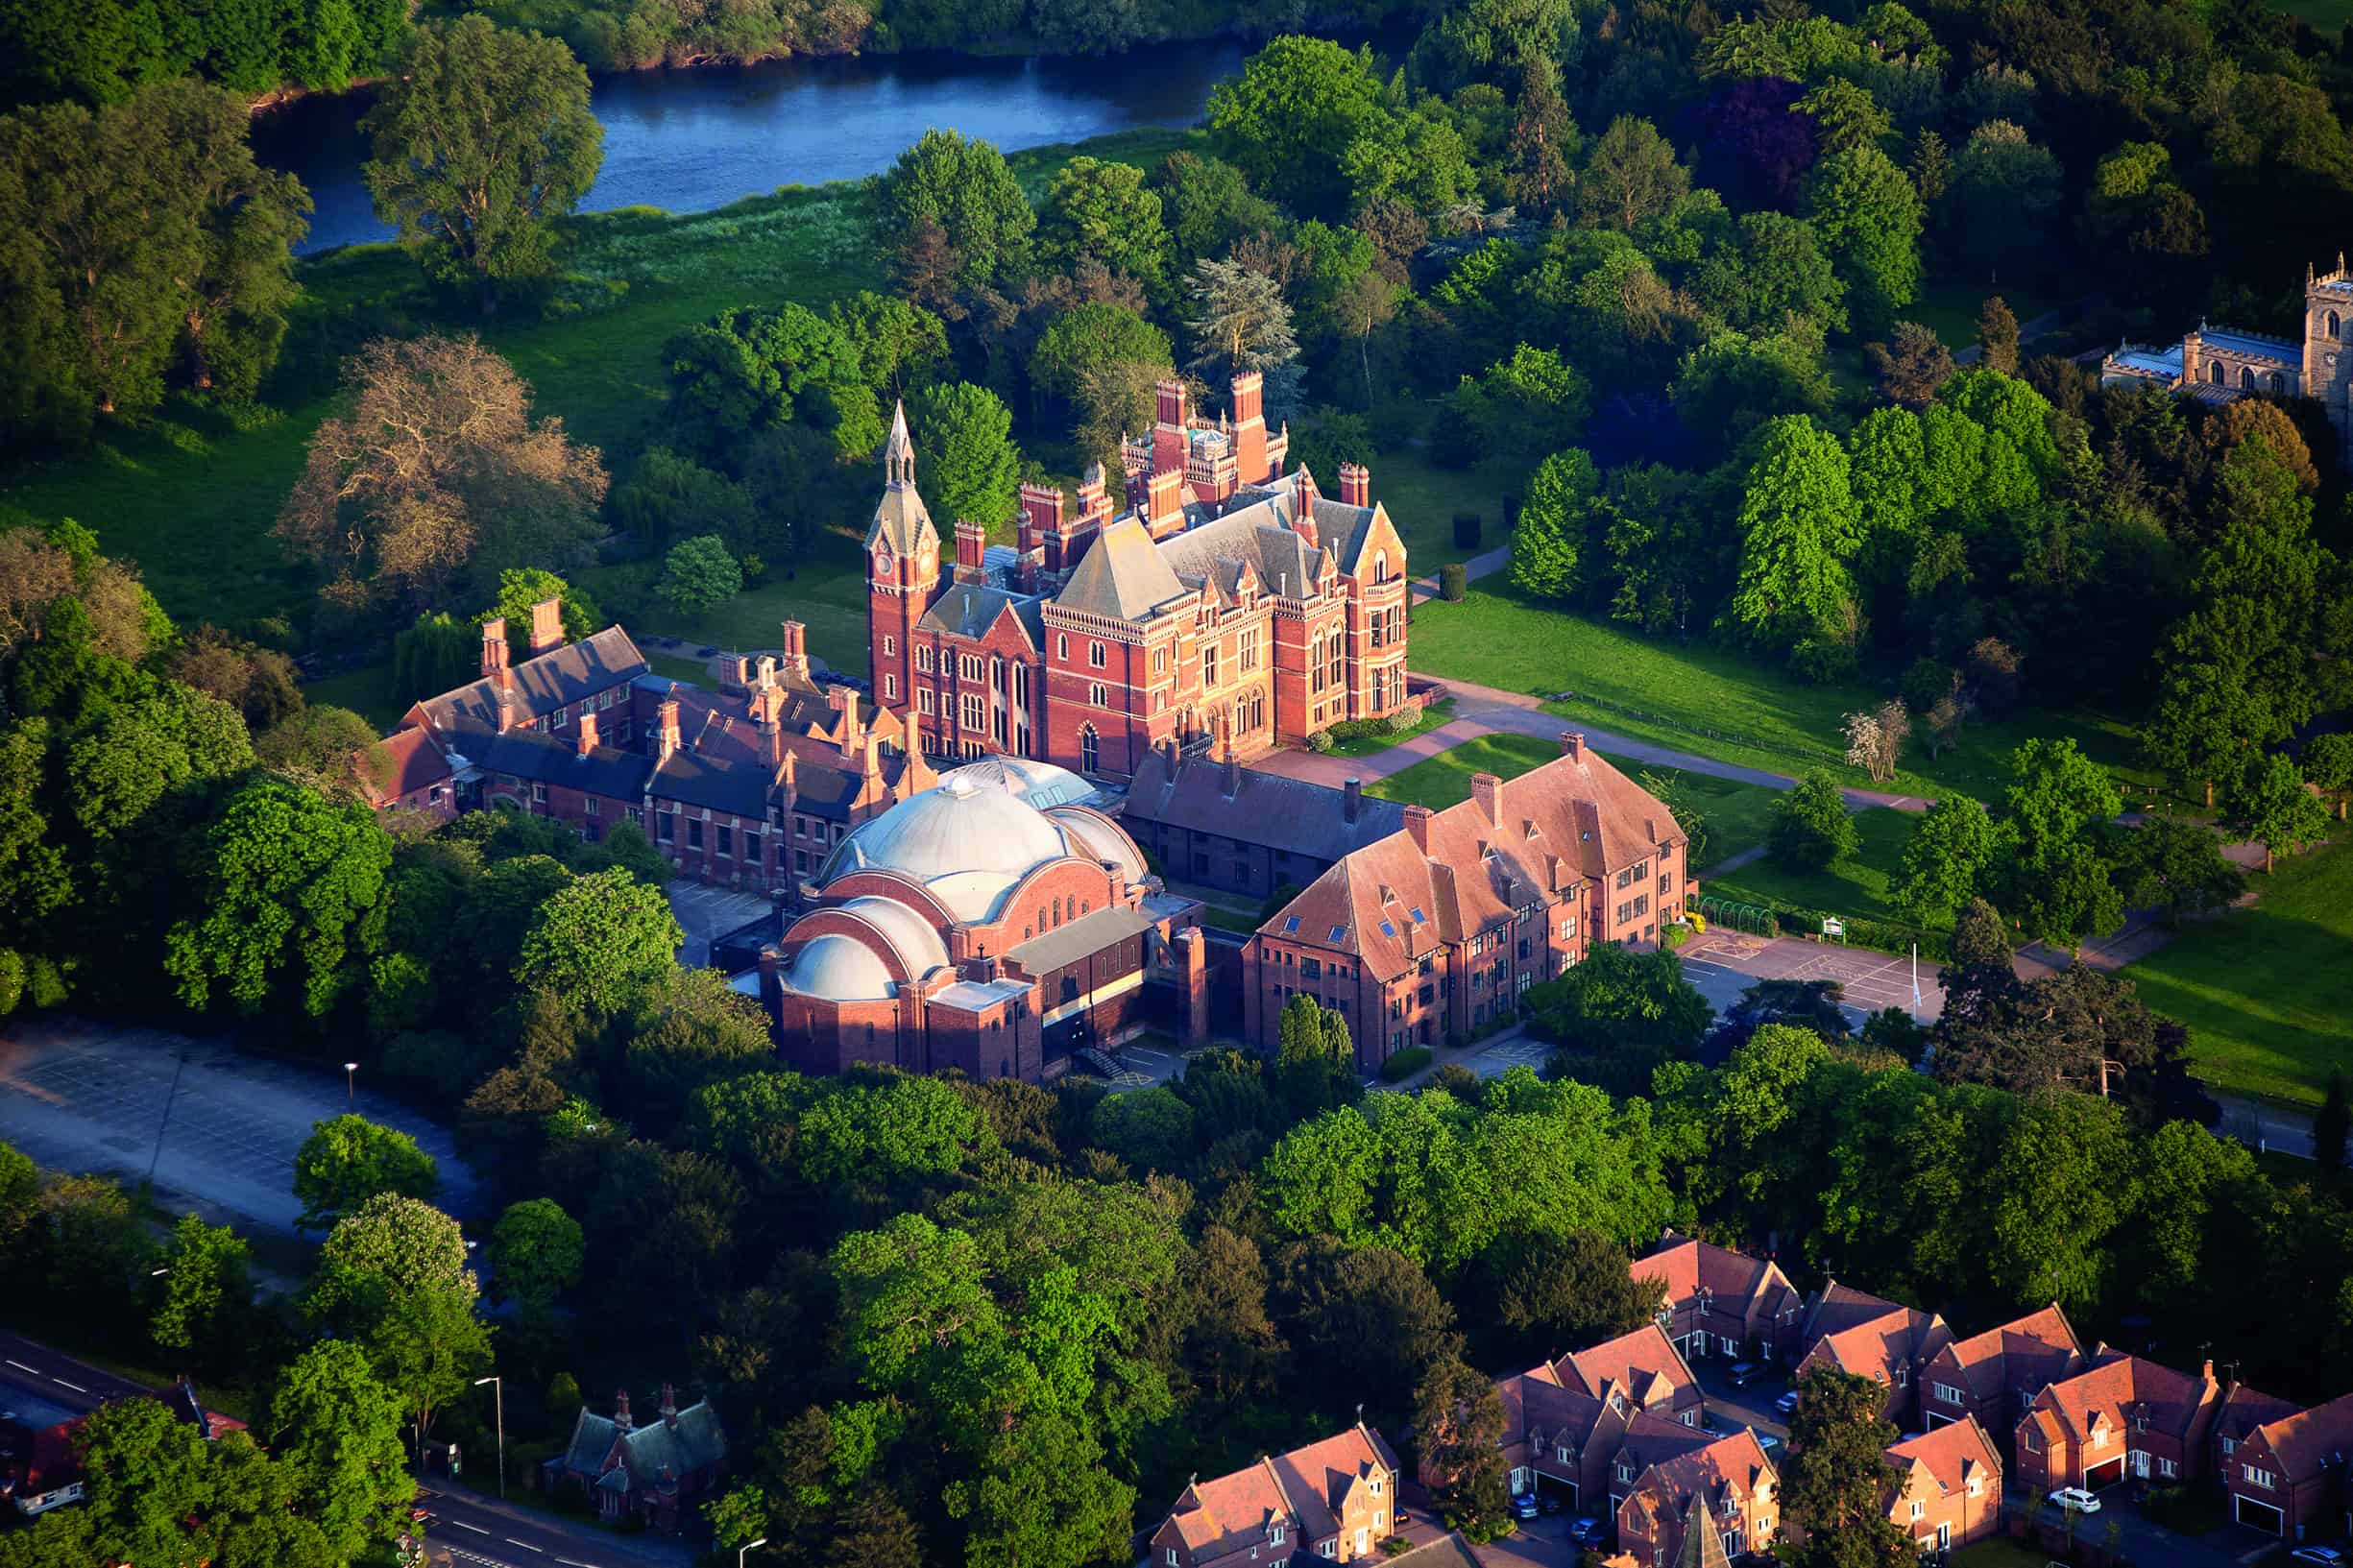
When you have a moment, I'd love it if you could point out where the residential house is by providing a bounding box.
[1477,1328,1707,1511]
[1246,736,1693,1072]
[2225,1388,2353,1540]
[1121,745,1407,902]
[1150,1423,1400,1566]
[2210,1379,2301,1483]
[547,1386,726,1532]
[1795,1282,1954,1428]
[1630,1232,1807,1364]
[2014,1354,2220,1495]
[1613,1427,1780,1566]
[1886,1418,2004,1556]
[1919,1303,2088,1455]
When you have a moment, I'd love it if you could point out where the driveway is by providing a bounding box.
[2016,1490,2254,1568]
[0,1016,480,1237]
[1687,1358,1792,1450]
[1469,1509,1579,1567]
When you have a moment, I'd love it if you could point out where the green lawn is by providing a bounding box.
[1661,766,1785,873]
[1359,446,1511,573]
[2127,830,2353,1109]
[1906,274,2065,351]
[1705,807,1928,928]
[2279,0,2353,29]
[1948,1538,2046,1568]
[1407,585,2169,809]
[1365,731,1561,809]
[1325,699,1457,757]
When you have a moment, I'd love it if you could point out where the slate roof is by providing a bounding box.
[557,1402,726,1491]
[1055,517,1189,620]
[1122,749,1407,862]
[419,626,648,735]
[1006,905,1152,976]
[652,747,773,818]
[476,728,654,799]
[2200,327,2302,365]
[919,581,1046,646]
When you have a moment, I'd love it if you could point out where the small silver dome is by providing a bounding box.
[782,933,896,1001]
[944,756,1096,809]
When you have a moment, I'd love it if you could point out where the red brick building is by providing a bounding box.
[2014,1353,2220,1494]
[1613,1427,1780,1566]
[1919,1303,2088,1455]
[758,759,1208,1080]
[1243,737,1693,1071]
[1630,1233,1807,1365]
[1794,1282,1954,1428]
[1885,1418,2003,1556]
[2224,1388,2353,1541]
[1479,1327,1708,1514]
[1151,1423,1400,1567]
[863,378,1410,779]
[547,1386,724,1532]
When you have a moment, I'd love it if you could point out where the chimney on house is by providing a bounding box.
[480,617,512,687]
[829,686,863,760]
[1471,771,1503,829]
[1077,463,1110,525]
[1345,777,1363,824]
[755,654,776,690]
[1231,371,1268,483]
[1019,481,1064,552]
[656,698,682,763]
[660,1384,679,1431]
[1403,804,1433,853]
[614,1389,634,1433]
[1147,468,1185,533]
[527,596,565,657]
[779,620,810,683]
[1152,378,1189,476]
[1220,721,1240,797]
[954,517,987,584]
[1291,468,1321,549]
[576,709,599,757]
[1337,461,1371,508]
[1562,732,1585,760]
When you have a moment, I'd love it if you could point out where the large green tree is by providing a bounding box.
[1892,795,1996,925]
[149,1212,253,1363]
[1780,1365,1909,1568]
[263,1339,413,1564]
[1037,157,1173,291]
[1509,447,1602,600]
[513,864,682,1020]
[292,1114,439,1230]
[1206,36,1383,214]
[872,129,1034,302]
[2239,752,2331,872]
[1728,418,1863,662]
[910,381,1022,537]
[361,16,602,308]
[1415,1356,1513,1540]
[1805,144,1922,335]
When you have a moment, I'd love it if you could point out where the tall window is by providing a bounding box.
[1240,627,1260,671]
[1201,641,1219,686]
[1079,724,1100,772]
[1089,640,1106,668]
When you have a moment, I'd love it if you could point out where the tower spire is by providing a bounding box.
[885,399,915,487]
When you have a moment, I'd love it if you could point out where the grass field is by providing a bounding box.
[2277,0,2353,32]
[1365,731,1563,809]
[1407,585,2171,809]
[1324,699,1457,757]
[1664,766,1785,872]
[2128,830,2353,1109]
[1355,446,1510,573]
[1705,808,1927,927]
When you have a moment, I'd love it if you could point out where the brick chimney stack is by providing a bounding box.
[656,698,682,762]
[1146,468,1185,534]
[1291,467,1321,548]
[614,1389,634,1434]
[1152,378,1189,476]
[480,617,511,686]
[1231,371,1268,483]
[1562,732,1585,760]
[660,1384,679,1431]
[1471,771,1504,829]
[576,709,599,757]
[954,518,987,584]
[779,620,810,682]
[1403,804,1433,854]
[1345,777,1363,824]
[1337,461,1371,508]
[527,596,565,657]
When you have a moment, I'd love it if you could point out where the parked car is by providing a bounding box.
[1728,1362,1768,1387]
[1568,1515,1613,1547]
[1754,1431,1783,1456]
[1540,1493,1563,1515]
[2290,1548,2345,1566]
[2050,1487,2102,1514]
[1773,1390,1801,1416]
[1514,1492,1540,1521]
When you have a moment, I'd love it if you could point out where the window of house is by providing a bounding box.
[960,693,984,731]
[1933,1383,1965,1406]
[743,831,761,862]
[552,707,569,728]
[2221,1438,2237,1457]
[919,688,935,714]
[1241,627,1260,671]
[628,806,643,826]
[687,819,704,850]
[1057,634,1070,660]
[532,781,547,804]
[2244,1465,2274,1489]
[1370,1480,1382,1495]
[884,673,898,700]
[1089,640,1106,668]
[584,796,599,816]
[1909,1502,1924,1520]
[1153,646,1166,674]
[883,635,896,657]
[1320,1544,1335,1559]
[716,825,733,856]
[917,645,933,672]
[2023,1429,2040,1454]
[1966,1478,1980,1498]
[1271,1526,1284,1546]
[1089,682,1108,708]
[2160,1459,2176,1479]
[1201,642,1219,686]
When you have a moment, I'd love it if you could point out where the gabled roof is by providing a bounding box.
[1055,517,1188,620]
[918,581,1046,646]
[2250,1388,2353,1481]
[418,626,648,735]
[1888,1417,2001,1507]
[1123,749,1407,862]
[558,1402,726,1488]
[2213,1383,2302,1450]
[2028,1354,2218,1451]
[474,727,653,800]
[651,746,772,817]
[1559,1325,1699,1412]
[1623,1428,1776,1536]
[1801,1281,1952,1391]
[1631,1235,1803,1319]
[1929,1303,2084,1404]
[1164,1423,1396,1559]
[364,725,453,803]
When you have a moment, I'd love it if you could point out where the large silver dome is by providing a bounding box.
[943,756,1095,809]
[822,770,1076,920]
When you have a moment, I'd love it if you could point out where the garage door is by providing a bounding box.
[2235,1496,2284,1535]
[2084,1457,2126,1490]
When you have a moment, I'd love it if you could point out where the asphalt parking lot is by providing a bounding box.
[1678,931,1948,1025]
[0,1017,478,1237]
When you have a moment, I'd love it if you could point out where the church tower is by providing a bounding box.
[866,400,936,720]
[2303,254,2353,464]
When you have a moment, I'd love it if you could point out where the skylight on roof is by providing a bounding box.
[1283,916,1301,934]
[1409,906,1426,924]
[1329,926,1346,942]
[1379,921,1397,938]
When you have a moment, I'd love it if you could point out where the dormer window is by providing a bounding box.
[1271,1524,1284,1546]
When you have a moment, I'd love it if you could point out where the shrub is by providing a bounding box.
[1307,728,1336,753]
[1440,562,1468,601]
[1386,706,1421,734]
[1381,1046,1434,1080]
[1452,512,1482,548]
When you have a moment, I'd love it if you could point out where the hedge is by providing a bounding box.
[1439,563,1468,601]
[1380,1046,1434,1081]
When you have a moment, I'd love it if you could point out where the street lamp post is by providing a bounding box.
[473,1376,504,1500]
[740,1538,768,1567]
[344,1061,358,1109]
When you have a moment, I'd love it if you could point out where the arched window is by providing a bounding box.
[2240,366,2257,391]
[1374,554,1390,583]
[2270,372,2288,394]
[1053,897,1063,926]
[2210,361,2227,385]
[1079,724,1100,773]
[2329,310,2341,339]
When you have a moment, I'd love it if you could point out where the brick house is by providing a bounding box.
[1121,747,1407,902]
[1244,737,1692,1072]
[1919,1303,2088,1455]
[1794,1282,1954,1428]
[547,1387,724,1532]
[2210,1379,2301,1484]
[1478,1327,1709,1511]
[1629,1232,1807,1365]
[1151,1423,1399,1566]
[1613,1427,1780,1565]
[1885,1418,2004,1556]
[2225,1388,2353,1540]
[2014,1353,2220,1494]
[864,380,1411,780]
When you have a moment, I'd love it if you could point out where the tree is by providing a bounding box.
[1521,943,1711,1093]
[1415,1357,1512,1540]
[1272,992,1362,1118]
[306,1192,477,1329]
[292,1115,439,1230]
[54,1395,218,1568]
[1946,122,2061,272]
[2113,815,2244,927]
[1780,1365,1909,1568]
[1728,417,1863,661]
[2240,753,2331,872]
[1865,323,1953,409]
[1185,257,1300,380]
[1841,700,1908,784]
[1152,152,1280,267]
[361,17,602,308]
[264,1339,412,1564]
[1581,115,1688,231]
[1030,302,1172,408]
[166,777,394,1019]
[0,81,308,424]
[1492,1229,1666,1355]
[150,1213,252,1363]
[514,865,682,1020]
[1696,211,1847,333]
[1893,796,1997,925]
[1806,144,1922,334]
[2317,1070,2349,1180]
[370,1269,494,1464]
[1087,1088,1195,1173]
[1038,157,1172,291]
[489,1196,585,1309]
[872,129,1034,301]
[663,303,862,439]
[1975,296,2021,374]
[829,291,947,400]
[479,567,600,646]
[1505,57,1576,217]
[2302,733,2353,821]
[657,534,742,615]
[1509,447,1601,600]
[276,335,608,607]
[1206,36,1383,214]
[1990,738,2124,950]
[1771,770,1858,871]
[909,382,1021,537]
[1798,79,1891,157]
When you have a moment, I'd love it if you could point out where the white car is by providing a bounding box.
[2290,1548,2345,1566]
[2050,1487,2101,1514]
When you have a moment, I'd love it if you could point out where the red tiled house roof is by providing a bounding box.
[2210,1381,2300,1472]
[1559,1324,1705,1425]
[1922,1303,2086,1451]
[1156,1423,1400,1567]
[2017,1353,2220,1490]
[1886,1418,2004,1552]
[1797,1282,1953,1424]
[1631,1234,1807,1360]
[1615,1427,1780,1565]
[2229,1389,2353,1539]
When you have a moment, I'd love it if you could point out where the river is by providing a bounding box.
[253,45,1248,255]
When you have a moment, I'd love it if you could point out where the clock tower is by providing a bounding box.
[865,400,936,719]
